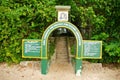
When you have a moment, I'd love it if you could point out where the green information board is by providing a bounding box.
[82,40,102,59]
[22,39,41,58]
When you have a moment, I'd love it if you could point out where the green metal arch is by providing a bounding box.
[41,21,83,59]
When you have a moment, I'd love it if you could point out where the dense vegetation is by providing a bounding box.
[0,0,120,64]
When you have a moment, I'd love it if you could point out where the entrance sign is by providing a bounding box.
[55,6,71,21]
[82,40,102,59]
[22,39,41,58]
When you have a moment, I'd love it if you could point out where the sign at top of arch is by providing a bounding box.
[55,6,71,21]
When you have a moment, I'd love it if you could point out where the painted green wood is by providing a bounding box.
[82,40,102,59]
[22,39,41,58]
[75,59,82,76]
[41,59,48,74]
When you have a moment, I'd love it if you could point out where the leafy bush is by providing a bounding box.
[0,0,56,63]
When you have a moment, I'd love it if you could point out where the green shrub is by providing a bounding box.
[0,0,56,63]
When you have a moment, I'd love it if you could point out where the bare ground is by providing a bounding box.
[0,61,120,80]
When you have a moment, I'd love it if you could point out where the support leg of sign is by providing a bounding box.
[41,59,48,74]
[75,58,82,76]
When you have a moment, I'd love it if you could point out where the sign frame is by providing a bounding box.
[82,40,102,59]
[22,39,41,58]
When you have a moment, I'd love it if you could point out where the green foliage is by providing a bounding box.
[69,0,120,63]
[104,41,120,63]
[71,44,76,55]
[91,32,109,41]
[48,38,55,59]
[0,0,56,63]
[105,42,120,56]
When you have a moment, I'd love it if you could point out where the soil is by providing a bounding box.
[0,61,120,80]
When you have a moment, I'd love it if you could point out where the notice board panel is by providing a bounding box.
[22,39,41,58]
[82,40,102,59]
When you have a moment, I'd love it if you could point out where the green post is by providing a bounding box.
[75,59,82,76]
[41,59,48,74]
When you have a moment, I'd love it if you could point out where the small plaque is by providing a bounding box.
[55,6,71,21]
[58,11,68,21]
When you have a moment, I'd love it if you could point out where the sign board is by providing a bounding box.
[82,40,102,59]
[58,11,68,21]
[55,6,71,21]
[22,39,41,58]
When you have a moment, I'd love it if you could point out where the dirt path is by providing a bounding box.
[0,61,119,80]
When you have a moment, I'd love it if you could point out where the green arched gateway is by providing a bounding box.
[41,21,83,76]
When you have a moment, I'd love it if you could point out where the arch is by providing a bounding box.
[41,21,83,75]
[41,21,83,59]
